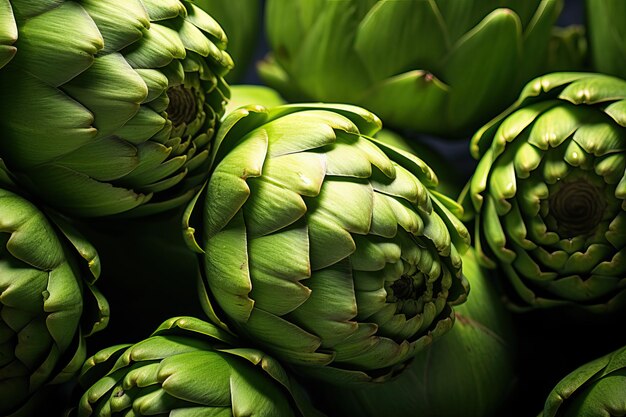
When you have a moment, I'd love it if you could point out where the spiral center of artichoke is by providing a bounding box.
[166,85,197,126]
[548,179,606,238]
[390,275,415,300]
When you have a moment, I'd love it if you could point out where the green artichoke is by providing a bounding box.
[538,344,626,417]
[311,247,516,417]
[194,0,261,83]
[185,103,470,384]
[74,316,323,417]
[465,72,626,313]
[585,0,626,79]
[0,186,109,415]
[0,0,232,217]
[0,0,17,69]
[259,0,562,139]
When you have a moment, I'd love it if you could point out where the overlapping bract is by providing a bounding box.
[194,0,261,83]
[0,0,232,217]
[185,103,470,384]
[467,72,626,312]
[259,0,562,139]
[0,187,108,415]
[74,317,321,417]
[312,248,515,417]
[539,344,626,417]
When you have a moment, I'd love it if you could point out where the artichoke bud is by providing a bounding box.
[0,0,232,218]
[186,103,470,385]
[310,248,516,417]
[539,344,626,417]
[261,0,563,139]
[468,72,626,313]
[72,317,322,417]
[0,187,108,416]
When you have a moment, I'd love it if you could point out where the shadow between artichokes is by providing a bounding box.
[184,103,470,385]
[72,316,324,417]
[463,72,626,313]
[0,0,232,218]
[0,184,109,416]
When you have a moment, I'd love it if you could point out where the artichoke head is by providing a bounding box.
[260,0,563,139]
[0,0,232,217]
[185,103,470,384]
[74,316,322,417]
[311,248,516,417]
[0,186,108,415]
[467,72,626,313]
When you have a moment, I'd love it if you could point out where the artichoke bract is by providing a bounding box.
[585,0,626,79]
[0,186,108,415]
[0,0,232,217]
[185,103,470,384]
[259,0,562,139]
[194,0,261,83]
[538,344,626,417]
[466,72,626,313]
[0,0,17,69]
[311,248,516,417]
[74,316,323,417]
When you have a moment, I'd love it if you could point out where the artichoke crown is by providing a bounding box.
[0,0,232,217]
[186,103,470,384]
[468,72,626,312]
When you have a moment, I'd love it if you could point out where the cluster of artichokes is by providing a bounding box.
[1,0,625,416]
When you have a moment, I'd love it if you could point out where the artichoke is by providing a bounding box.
[538,344,626,417]
[465,72,626,313]
[310,247,516,417]
[0,185,108,415]
[0,0,17,69]
[585,0,626,79]
[259,0,562,139]
[0,0,232,217]
[74,316,323,417]
[194,0,261,83]
[184,103,470,384]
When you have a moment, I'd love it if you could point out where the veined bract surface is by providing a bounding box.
[0,0,232,217]
[466,72,626,313]
[185,103,470,384]
[585,0,626,79]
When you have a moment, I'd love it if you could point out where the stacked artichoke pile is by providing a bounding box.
[1,0,625,416]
